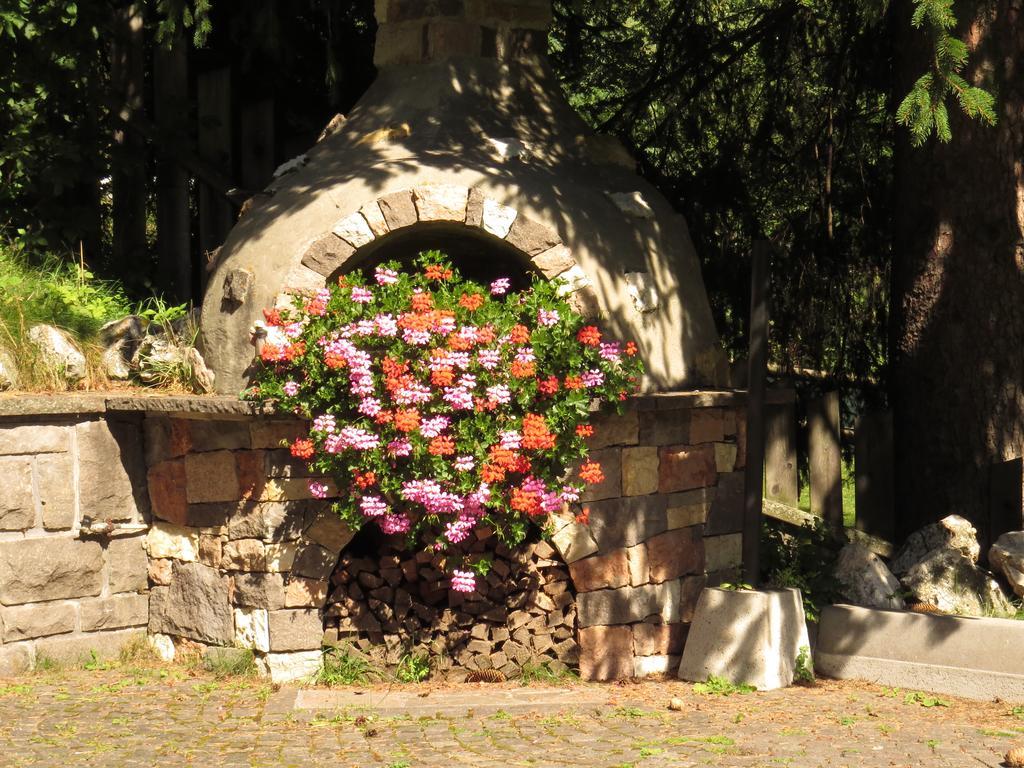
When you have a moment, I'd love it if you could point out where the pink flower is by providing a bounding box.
[379,513,411,534]
[360,495,388,517]
[500,430,522,450]
[582,369,605,387]
[375,266,399,285]
[515,347,535,364]
[375,313,398,336]
[420,415,450,438]
[313,414,337,433]
[283,381,299,396]
[394,383,432,405]
[387,439,412,457]
[477,349,500,369]
[284,322,305,339]
[454,455,475,472]
[561,485,581,504]
[599,342,621,362]
[443,387,474,410]
[402,328,432,345]
[350,286,373,303]
[450,569,476,592]
[486,384,511,404]
[490,278,511,296]
[309,481,330,499]
[357,397,382,417]
[538,309,560,327]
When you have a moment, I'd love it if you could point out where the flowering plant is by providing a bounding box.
[245,252,642,592]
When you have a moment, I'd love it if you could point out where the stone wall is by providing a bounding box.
[0,413,150,675]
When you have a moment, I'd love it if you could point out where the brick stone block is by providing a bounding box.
[412,184,469,222]
[647,527,704,583]
[504,216,561,256]
[577,581,681,627]
[148,459,188,525]
[0,643,32,676]
[374,21,426,67]
[658,444,716,494]
[232,573,286,609]
[304,511,355,552]
[665,487,715,530]
[268,608,322,651]
[186,502,233,530]
[386,0,464,22]
[633,622,687,657]
[300,234,355,277]
[638,410,689,446]
[284,576,328,608]
[265,543,298,573]
[626,542,648,586]
[36,452,75,529]
[579,625,633,681]
[148,561,232,645]
[262,477,337,502]
[35,629,144,666]
[735,407,747,469]
[579,447,621,502]
[186,450,240,504]
[77,419,147,522]
[189,420,251,452]
[332,211,376,248]
[587,495,667,550]
[633,654,681,677]
[222,539,267,572]
[621,446,658,496]
[108,535,149,593]
[143,417,191,465]
[377,189,419,229]
[568,550,629,592]
[80,593,149,632]
[586,411,639,450]
[0,456,34,531]
[250,419,307,450]
[229,501,311,542]
[549,515,599,563]
[234,450,267,501]
[291,544,336,580]
[530,244,573,278]
[149,558,172,586]
[0,425,67,455]
[704,534,743,573]
[706,471,744,536]
[0,539,103,605]
[199,534,223,568]
[145,522,199,562]
[234,607,270,652]
[1,602,76,642]
[689,408,725,443]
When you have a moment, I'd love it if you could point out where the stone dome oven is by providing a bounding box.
[199,0,726,393]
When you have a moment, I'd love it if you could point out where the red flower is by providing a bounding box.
[263,308,283,326]
[477,325,496,345]
[447,333,474,351]
[374,409,393,425]
[431,367,455,387]
[564,375,584,390]
[428,436,456,456]
[411,291,434,312]
[577,326,602,346]
[459,292,484,311]
[425,265,453,281]
[576,424,594,438]
[510,360,536,378]
[354,471,376,489]
[579,460,604,485]
[290,439,315,460]
[521,414,556,451]
[324,350,347,369]
[537,375,560,396]
[625,341,638,357]
[511,487,543,516]
[481,463,506,483]
[575,507,591,525]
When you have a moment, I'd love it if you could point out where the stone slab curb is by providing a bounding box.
[816,604,1024,703]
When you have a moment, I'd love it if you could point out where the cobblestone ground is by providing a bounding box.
[0,661,1021,768]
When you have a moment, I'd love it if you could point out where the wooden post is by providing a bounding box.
[809,391,843,529]
[743,241,770,585]
[764,401,798,506]
[855,409,894,542]
[197,68,234,283]
[240,100,276,191]
[154,29,192,301]
[110,3,148,274]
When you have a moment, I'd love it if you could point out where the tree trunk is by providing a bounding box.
[891,0,1024,549]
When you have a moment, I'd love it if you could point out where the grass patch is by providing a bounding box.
[693,675,756,696]
[519,660,578,685]
[395,652,430,683]
[903,691,950,708]
[797,459,856,527]
[317,644,381,686]
[202,648,257,679]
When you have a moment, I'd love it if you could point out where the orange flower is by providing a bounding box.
[477,325,496,345]
[511,488,543,516]
[510,360,536,378]
[511,454,532,474]
[509,324,531,344]
[447,333,474,351]
[481,463,506,483]
[354,471,376,490]
[424,265,453,281]
[537,375,560,395]
[625,341,638,357]
[290,438,315,460]
[579,460,604,485]
[431,367,455,387]
[459,292,484,311]
[428,436,456,456]
[488,445,517,468]
[521,413,556,451]
[411,291,434,312]
[324,350,348,369]
[382,358,409,378]
[575,507,591,525]
[394,408,421,433]
[577,326,602,346]
[374,409,394,425]
[564,375,584,390]
[576,424,594,438]
[262,308,282,326]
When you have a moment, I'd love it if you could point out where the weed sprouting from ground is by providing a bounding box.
[693,675,756,696]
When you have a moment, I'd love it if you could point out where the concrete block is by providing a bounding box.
[107,535,149,593]
[0,539,103,605]
[0,642,34,675]
[79,594,149,632]
[678,587,809,691]
[816,604,1024,703]
[268,608,322,651]
[0,456,34,531]
[1,602,76,642]
[0,425,68,455]
[77,419,146,522]
[35,452,75,529]
[35,629,145,666]
[258,650,322,683]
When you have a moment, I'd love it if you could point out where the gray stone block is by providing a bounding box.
[77,419,148,523]
[638,410,689,445]
[107,535,150,594]
[0,643,33,675]
[148,561,233,645]
[0,539,103,605]
[705,471,744,536]
[587,495,668,550]
[231,572,286,609]
[80,594,149,632]
[268,608,322,651]
[189,420,252,452]
[1,602,76,642]
[35,629,144,666]
[228,502,311,542]
[185,450,240,504]
[292,543,337,581]
[678,587,809,691]
[577,581,681,627]
[0,425,68,455]
[36,452,75,530]
[0,456,34,531]
[303,511,355,552]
